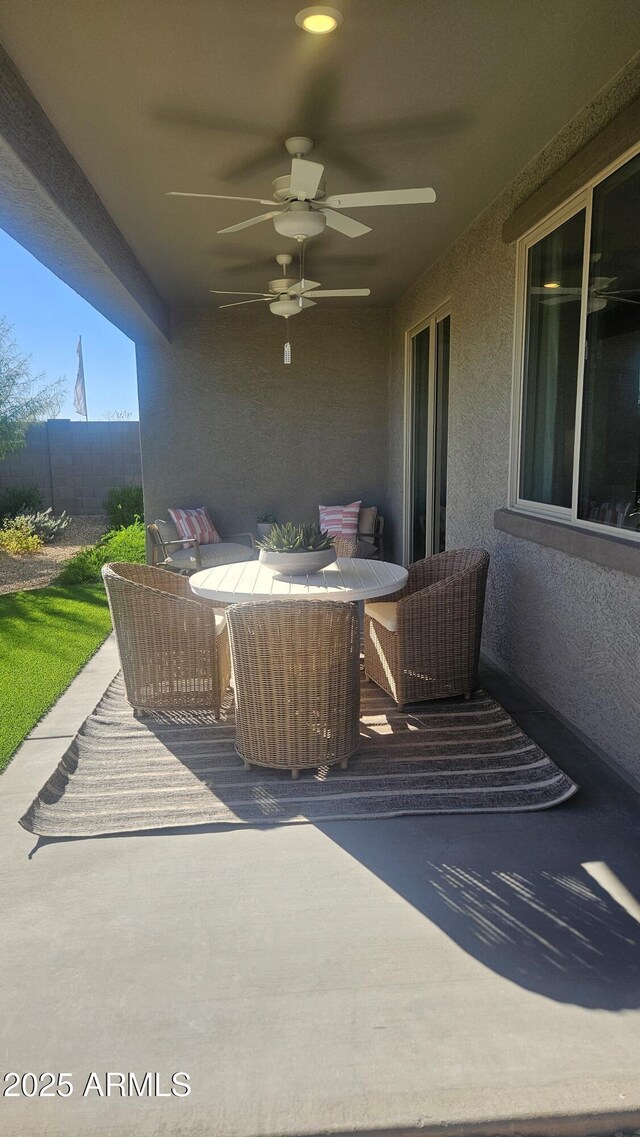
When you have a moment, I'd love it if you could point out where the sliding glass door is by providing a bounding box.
[406,308,450,562]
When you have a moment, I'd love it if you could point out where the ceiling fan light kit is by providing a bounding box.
[273,204,327,240]
[269,297,312,317]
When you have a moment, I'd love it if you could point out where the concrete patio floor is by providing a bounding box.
[2,637,640,1137]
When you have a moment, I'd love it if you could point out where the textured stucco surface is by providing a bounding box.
[389,58,640,782]
[0,44,169,343]
[137,307,391,536]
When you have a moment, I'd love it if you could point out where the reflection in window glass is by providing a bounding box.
[433,316,450,553]
[578,152,640,532]
[411,326,429,561]
[520,211,584,507]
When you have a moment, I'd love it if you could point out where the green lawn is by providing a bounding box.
[0,584,112,771]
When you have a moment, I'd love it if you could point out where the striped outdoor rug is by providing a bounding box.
[20,675,577,836]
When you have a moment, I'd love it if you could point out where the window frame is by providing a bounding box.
[509,138,640,543]
[402,300,451,565]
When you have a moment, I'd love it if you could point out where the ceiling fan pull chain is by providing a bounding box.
[299,239,307,308]
[298,237,307,293]
[284,316,292,365]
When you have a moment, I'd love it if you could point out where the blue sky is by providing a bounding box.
[0,226,138,421]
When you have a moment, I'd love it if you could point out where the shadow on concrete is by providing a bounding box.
[317,811,640,1009]
[312,668,640,1010]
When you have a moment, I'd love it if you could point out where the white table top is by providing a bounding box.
[189,557,408,604]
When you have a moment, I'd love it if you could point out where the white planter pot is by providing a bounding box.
[258,548,337,576]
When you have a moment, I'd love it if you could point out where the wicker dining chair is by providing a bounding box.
[226,599,361,779]
[364,548,490,709]
[102,562,231,717]
[326,509,385,560]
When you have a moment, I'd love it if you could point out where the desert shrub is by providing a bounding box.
[0,518,43,555]
[103,484,144,530]
[98,521,146,565]
[55,547,101,585]
[14,508,71,543]
[0,484,43,522]
[56,520,145,585]
[55,546,103,585]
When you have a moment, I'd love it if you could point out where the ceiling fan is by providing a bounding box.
[169,136,436,241]
[209,252,370,317]
[535,276,640,313]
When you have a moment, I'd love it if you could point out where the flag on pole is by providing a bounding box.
[73,336,87,418]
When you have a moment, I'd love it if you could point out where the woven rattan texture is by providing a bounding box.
[102,562,231,717]
[227,599,361,775]
[365,549,490,708]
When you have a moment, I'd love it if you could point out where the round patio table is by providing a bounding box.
[189,557,408,605]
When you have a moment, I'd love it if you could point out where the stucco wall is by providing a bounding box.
[137,307,390,536]
[0,44,170,343]
[388,61,640,782]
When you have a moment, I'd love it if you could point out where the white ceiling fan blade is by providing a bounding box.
[604,294,640,306]
[209,289,270,297]
[324,187,436,209]
[269,296,317,310]
[289,279,322,296]
[310,289,371,298]
[290,158,324,201]
[541,295,580,306]
[218,298,272,309]
[532,286,581,296]
[168,192,276,205]
[590,276,617,290]
[320,208,371,238]
[218,210,282,235]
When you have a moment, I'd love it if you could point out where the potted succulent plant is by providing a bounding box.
[257,522,337,576]
[256,512,278,541]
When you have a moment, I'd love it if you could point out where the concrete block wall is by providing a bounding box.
[0,419,141,514]
[0,422,53,507]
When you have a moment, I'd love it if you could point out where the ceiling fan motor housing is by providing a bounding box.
[268,277,298,293]
[272,174,326,202]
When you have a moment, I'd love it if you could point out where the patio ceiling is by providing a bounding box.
[0,0,639,309]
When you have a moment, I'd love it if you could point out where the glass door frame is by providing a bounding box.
[402,301,451,565]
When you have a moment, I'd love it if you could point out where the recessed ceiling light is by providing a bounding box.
[543,281,561,289]
[295,6,343,34]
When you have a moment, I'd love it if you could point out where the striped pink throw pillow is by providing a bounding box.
[169,507,221,546]
[319,501,361,538]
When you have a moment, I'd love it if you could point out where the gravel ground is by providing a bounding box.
[0,514,109,595]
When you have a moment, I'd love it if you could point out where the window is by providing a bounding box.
[514,146,640,537]
[405,307,450,562]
